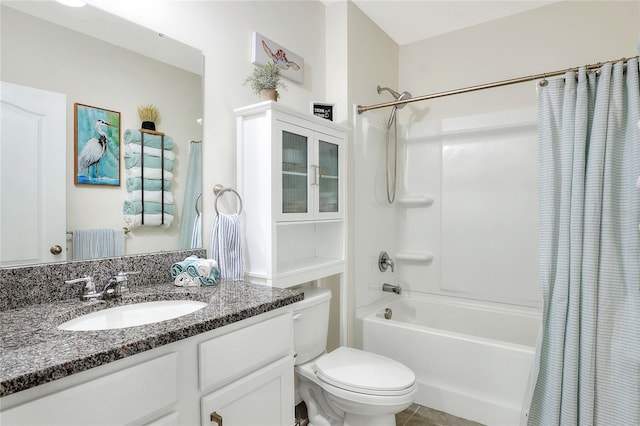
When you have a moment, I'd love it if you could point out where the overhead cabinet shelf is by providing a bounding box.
[236,101,347,288]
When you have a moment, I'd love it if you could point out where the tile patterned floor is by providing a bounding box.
[396,403,485,426]
[296,402,484,426]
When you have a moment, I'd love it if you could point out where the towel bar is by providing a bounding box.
[67,227,130,235]
[213,184,243,215]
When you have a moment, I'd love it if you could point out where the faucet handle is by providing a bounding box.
[65,276,97,300]
[378,251,395,272]
[114,271,141,281]
[114,271,140,295]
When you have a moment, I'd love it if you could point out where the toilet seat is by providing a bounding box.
[313,347,416,396]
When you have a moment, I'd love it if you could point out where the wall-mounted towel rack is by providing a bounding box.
[213,184,243,215]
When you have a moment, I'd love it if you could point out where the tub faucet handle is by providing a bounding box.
[378,251,395,272]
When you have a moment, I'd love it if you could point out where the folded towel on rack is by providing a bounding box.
[72,228,124,260]
[126,143,176,161]
[124,129,174,150]
[126,178,170,192]
[127,190,174,205]
[124,148,174,171]
[126,167,174,181]
[124,213,173,228]
[171,256,219,286]
[123,200,175,216]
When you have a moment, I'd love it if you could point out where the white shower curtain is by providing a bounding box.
[529,58,640,425]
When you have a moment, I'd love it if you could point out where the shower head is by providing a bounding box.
[378,85,413,129]
[377,85,401,99]
[377,85,412,109]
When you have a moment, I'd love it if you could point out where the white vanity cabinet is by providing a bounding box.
[236,101,347,288]
[0,353,180,426]
[0,310,294,426]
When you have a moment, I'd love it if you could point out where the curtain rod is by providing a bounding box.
[357,55,639,114]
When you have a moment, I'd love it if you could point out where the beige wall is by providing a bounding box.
[345,1,399,346]
[399,1,639,123]
[88,1,328,253]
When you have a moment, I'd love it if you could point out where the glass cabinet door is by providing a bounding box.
[318,139,339,213]
[281,130,308,214]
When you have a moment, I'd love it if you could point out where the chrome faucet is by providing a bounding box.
[65,276,97,300]
[382,283,402,295]
[378,251,395,273]
[66,271,140,301]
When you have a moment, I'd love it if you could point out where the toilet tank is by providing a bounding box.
[293,287,332,365]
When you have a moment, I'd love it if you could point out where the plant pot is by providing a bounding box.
[141,121,156,131]
[259,89,278,102]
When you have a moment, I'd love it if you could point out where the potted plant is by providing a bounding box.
[138,104,160,131]
[244,60,287,101]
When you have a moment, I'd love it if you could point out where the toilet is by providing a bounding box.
[293,287,416,426]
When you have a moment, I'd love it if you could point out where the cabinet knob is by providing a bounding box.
[210,411,223,425]
[50,245,63,255]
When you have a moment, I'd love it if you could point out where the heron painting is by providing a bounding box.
[74,103,120,186]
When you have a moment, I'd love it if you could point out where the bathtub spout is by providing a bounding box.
[382,283,402,295]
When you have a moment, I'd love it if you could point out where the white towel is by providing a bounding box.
[126,167,174,180]
[191,212,202,249]
[72,228,124,260]
[174,272,198,287]
[124,213,173,229]
[125,143,176,161]
[127,190,174,205]
[209,213,244,280]
[195,258,218,277]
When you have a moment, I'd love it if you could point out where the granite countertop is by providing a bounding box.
[0,281,303,397]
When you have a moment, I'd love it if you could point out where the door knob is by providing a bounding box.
[50,245,63,255]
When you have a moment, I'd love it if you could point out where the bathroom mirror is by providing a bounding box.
[1,1,203,266]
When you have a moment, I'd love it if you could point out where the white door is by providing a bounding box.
[1,81,67,266]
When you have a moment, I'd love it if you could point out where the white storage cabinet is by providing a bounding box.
[236,101,347,288]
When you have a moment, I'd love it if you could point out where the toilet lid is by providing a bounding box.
[313,347,415,394]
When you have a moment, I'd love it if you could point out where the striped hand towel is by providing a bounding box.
[209,213,244,281]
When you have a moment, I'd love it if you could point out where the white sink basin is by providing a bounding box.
[58,300,208,331]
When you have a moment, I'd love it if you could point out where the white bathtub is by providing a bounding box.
[361,295,541,426]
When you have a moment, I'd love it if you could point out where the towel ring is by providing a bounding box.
[195,193,202,215]
[213,184,243,215]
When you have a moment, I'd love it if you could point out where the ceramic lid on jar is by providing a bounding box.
[313,347,415,394]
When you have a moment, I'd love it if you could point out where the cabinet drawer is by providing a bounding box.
[1,353,178,426]
[199,312,292,392]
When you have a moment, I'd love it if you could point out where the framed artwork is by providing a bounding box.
[74,103,121,186]
[252,32,304,84]
[311,102,336,121]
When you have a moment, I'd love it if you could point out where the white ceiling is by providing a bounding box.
[2,1,203,75]
[350,0,559,45]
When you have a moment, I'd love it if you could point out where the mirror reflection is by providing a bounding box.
[0,2,203,266]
